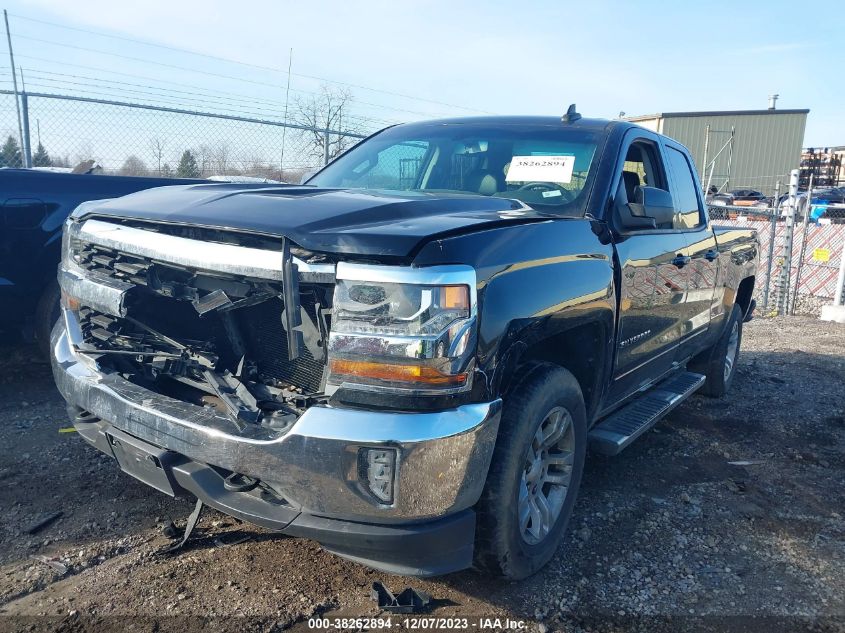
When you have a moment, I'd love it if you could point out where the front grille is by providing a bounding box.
[76,242,155,285]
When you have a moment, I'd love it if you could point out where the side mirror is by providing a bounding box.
[625,186,675,229]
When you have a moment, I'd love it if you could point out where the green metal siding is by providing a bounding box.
[657,112,807,195]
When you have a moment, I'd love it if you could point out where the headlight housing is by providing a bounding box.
[61,200,109,273]
[327,263,477,395]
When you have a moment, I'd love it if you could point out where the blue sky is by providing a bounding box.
[2,0,843,148]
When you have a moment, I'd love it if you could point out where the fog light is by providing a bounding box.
[360,448,396,504]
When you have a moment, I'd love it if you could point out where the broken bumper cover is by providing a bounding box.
[51,316,501,575]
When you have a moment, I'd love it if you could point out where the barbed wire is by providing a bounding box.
[2,73,390,132]
[4,57,401,128]
[1,66,400,128]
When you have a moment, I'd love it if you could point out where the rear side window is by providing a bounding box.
[666,147,704,229]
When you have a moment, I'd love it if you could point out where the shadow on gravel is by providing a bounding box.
[1,339,842,625]
[426,348,844,621]
[0,344,189,572]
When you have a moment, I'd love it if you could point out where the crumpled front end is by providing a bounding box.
[51,215,501,575]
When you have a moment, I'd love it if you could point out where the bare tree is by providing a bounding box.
[119,155,149,177]
[150,137,166,176]
[212,141,231,175]
[196,143,212,177]
[295,84,363,163]
[73,143,97,166]
[245,153,277,180]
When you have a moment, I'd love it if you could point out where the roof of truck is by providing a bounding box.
[391,115,625,132]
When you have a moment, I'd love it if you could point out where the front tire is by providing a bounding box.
[474,363,587,579]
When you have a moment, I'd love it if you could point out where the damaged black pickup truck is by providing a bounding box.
[52,114,758,579]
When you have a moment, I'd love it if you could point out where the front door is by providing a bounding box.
[607,136,690,403]
[613,231,690,399]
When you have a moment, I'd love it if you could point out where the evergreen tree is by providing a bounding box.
[161,163,173,178]
[0,135,22,168]
[32,142,52,167]
[176,150,200,178]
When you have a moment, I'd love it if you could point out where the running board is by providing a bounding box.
[588,371,705,456]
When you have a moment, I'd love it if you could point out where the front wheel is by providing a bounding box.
[474,363,587,579]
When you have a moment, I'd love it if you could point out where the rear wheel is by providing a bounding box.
[690,303,743,397]
[474,363,587,579]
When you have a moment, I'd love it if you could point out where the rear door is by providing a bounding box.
[607,131,690,403]
[663,143,720,360]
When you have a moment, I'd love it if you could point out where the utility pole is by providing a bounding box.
[725,126,735,192]
[4,10,25,166]
[791,173,813,315]
[777,169,800,315]
[761,180,780,311]
[19,66,31,167]
[279,48,292,180]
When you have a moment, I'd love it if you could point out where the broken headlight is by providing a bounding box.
[327,263,477,395]
[60,201,105,275]
[60,216,83,310]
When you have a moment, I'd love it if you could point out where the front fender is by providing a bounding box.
[413,218,617,402]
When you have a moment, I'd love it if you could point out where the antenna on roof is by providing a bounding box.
[562,104,581,123]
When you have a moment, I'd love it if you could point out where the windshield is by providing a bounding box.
[307,122,603,213]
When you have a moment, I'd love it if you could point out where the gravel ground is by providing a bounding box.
[0,316,843,633]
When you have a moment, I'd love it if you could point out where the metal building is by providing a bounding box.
[624,108,809,195]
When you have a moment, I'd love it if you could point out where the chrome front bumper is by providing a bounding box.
[51,312,501,523]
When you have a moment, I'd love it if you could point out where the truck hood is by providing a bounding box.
[79,183,547,258]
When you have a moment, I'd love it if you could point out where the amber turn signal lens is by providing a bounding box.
[60,289,80,311]
[329,358,467,387]
[443,285,469,310]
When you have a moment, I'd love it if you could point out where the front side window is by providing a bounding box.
[340,141,430,190]
[620,141,667,198]
[308,122,603,215]
[666,147,704,229]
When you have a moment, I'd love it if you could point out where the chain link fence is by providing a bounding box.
[0,89,367,182]
[709,203,845,315]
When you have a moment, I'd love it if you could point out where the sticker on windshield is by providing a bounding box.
[506,155,575,184]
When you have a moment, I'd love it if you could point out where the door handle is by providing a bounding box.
[704,249,719,261]
[671,255,691,268]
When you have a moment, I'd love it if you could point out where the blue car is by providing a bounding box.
[0,168,206,352]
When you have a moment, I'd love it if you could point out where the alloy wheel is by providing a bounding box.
[518,406,575,545]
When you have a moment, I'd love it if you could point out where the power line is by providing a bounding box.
[12,34,459,119]
[12,69,393,128]
[8,11,494,115]
[3,62,399,134]
[9,55,397,124]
